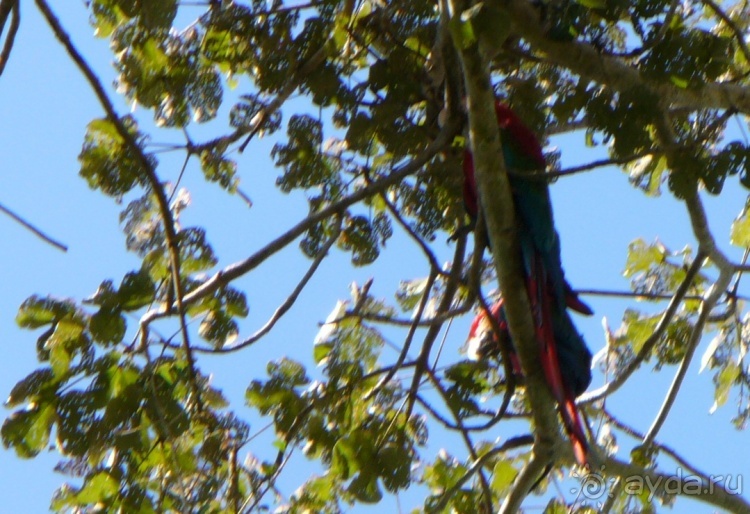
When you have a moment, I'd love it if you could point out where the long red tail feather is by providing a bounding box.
[528,256,589,467]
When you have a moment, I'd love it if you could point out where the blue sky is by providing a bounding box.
[0,3,748,512]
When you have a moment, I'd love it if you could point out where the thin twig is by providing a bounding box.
[405,232,467,418]
[542,150,655,179]
[236,187,253,208]
[0,0,19,77]
[427,435,534,513]
[643,281,727,445]
[703,0,750,73]
[368,269,438,398]
[0,201,68,252]
[602,408,711,481]
[424,367,494,512]
[580,251,706,404]
[575,287,733,302]
[473,292,517,429]
[330,304,473,328]
[223,220,341,352]
[643,193,733,447]
[499,450,555,513]
[161,221,342,354]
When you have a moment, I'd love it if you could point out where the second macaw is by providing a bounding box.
[463,101,592,466]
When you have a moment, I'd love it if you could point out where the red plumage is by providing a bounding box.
[464,101,591,467]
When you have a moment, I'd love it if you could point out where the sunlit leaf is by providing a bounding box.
[1,404,55,458]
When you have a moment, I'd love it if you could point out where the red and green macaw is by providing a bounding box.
[464,101,593,466]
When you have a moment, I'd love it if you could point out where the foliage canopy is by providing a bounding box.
[3,0,750,512]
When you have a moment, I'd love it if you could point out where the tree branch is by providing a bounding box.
[499,450,555,513]
[139,120,459,326]
[329,304,473,328]
[497,0,750,113]
[449,2,570,510]
[404,230,467,417]
[35,0,203,408]
[212,219,342,353]
[602,453,750,513]
[427,432,535,513]
[369,268,438,396]
[642,263,728,446]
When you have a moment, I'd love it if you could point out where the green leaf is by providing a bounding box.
[120,192,163,257]
[396,277,429,311]
[423,451,469,494]
[224,287,249,318]
[270,358,310,387]
[577,0,606,8]
[630,444,655,467]
[273,114,337,193]
[670,75,689,88]
[730,204,750,247]
[229,94,282,135]
[6,368,57,407]
[347,471,382,504]
[313,341,334,365]
[89,308,127,345]
[116,0,139,18]
[332,436,357,479]
[710,362,740,413]
[376,442,412,491]
[544,499,569,514]
[140,37,169,69]
[621,309,658,354]
[144,380,190,440]
[623,239,665,277]
[491,460,518,494]
[304,62,343,107]
[140,0,177,29]
[449,9,476,50]
[76,471,119,504]
[199,310,239,347]
[49,343,72,378]
[1,404,55,458]
[16,295,75,328]
[345,112,375,153]
[199,148,238,190]
[79,116,150,197]
[47,317,87,351]
[339,215,380,266]
[107,360,140,398]
[468,2,511,55]
[627,154,667,196]
[87,280,118,308]
[246,358,310,414]
[178,227,218,273]
[117,269,156,310]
